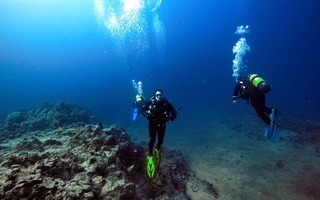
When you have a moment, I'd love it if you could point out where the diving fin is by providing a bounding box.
[265,107,280,142]
[146,150,161,179]
[147,156,155,178]
[132,107,138,121]
[153,149,161,168]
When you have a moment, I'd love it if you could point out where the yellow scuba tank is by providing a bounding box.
[135,94,143,102]
[249,74,271,93]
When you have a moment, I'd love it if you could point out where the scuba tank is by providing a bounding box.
[249,74,271,93]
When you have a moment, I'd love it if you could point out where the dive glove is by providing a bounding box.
[170,114,177,121]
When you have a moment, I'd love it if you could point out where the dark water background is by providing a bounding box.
[1,0,320,125]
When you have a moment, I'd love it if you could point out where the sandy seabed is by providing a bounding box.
[127,107,320,200]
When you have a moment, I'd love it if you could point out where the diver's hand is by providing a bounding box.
[232,96,237,104]
[169,114,177,121]
[143,110,151,116]
[144,110,154,120]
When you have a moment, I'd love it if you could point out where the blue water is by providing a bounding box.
[1,0,320,124]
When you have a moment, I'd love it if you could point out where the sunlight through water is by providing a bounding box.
[94,0,164,55]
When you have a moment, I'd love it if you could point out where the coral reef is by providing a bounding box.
[0,102,218,199]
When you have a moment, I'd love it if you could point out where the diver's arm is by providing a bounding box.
[142,99,151,116]
[167,101,177,120]
[233,83,242,99]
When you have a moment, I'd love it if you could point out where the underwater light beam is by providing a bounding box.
[123,0,143,12]
[94,0,165,56]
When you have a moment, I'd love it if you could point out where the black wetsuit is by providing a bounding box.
[142,96,177,155]
[233,77,271,125]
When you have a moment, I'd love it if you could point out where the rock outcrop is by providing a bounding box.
[0,101,96,141]
[0,102,218,199]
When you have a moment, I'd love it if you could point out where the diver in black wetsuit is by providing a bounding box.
[142,89,177,156]
[232,74,272,125]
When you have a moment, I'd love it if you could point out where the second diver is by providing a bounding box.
[232,74,280,141]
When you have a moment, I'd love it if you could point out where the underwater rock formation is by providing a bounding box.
[0,101,97,141]
[0,102,218,199]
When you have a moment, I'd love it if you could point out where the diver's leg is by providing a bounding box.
[156,123,166,150]
[256,109,271,125]
[148,122,157,155]
[251,95,271,125]
[256,93,272,114]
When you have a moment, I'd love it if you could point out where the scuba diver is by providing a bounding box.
[142,89,177,178]
[232,74,280,141]
[132,80,145,121]
[233,74,271,124]
[132,94,145,121]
